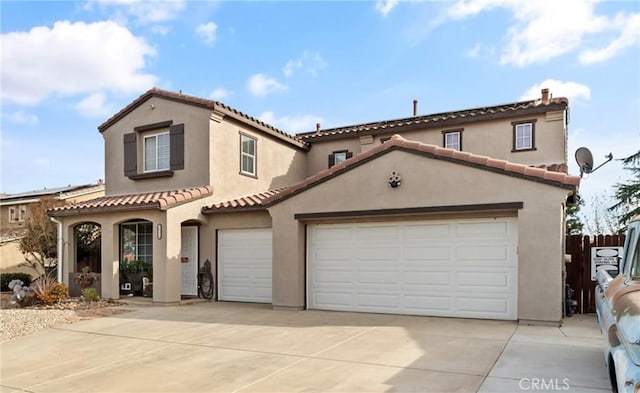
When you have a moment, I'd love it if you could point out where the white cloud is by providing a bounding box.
[465,43,482,58]
[86,0,186,25]
[209,87,231,100]
[579,13,640,64]
[75,92,114,118]
[282,51,327,78]
[2,110,39,126]
[151,25,171,36]
[247,73,288,97]
[445,0,637,67]
[519,79,591,102]
[375,0,399,17]
[196,22,217,46]
[1,20,157,105]
[259,111,322,133]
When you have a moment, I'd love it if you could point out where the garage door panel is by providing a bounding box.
[219,229,272,303]
[403,224,450,239]
[314,227,353,242]
[308,218,517,320]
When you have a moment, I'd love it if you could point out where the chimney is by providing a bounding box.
[316,123,321,133]
[413,100,418,116]
[541,88,550,104]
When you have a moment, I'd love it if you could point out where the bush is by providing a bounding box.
[81,287,99,302]
[1,273,32,291]
[31,274,68,305]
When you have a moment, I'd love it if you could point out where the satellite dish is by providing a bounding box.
[575,147,594,175]
[575,147,613,177]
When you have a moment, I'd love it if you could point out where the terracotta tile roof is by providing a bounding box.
[98,88,307,149]
[297,98,568,142]
[202,188,287,213]
[49,186,213,217]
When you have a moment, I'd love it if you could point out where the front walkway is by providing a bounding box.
[0,303,609,392]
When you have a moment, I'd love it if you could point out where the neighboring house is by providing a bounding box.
[50,87,580,325]
[0,183,105,274]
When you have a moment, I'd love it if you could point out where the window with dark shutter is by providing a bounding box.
[328,150,353,168]
[123,132,137,176]
[170,123,184,170]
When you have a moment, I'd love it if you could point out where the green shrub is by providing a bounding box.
[1,273,32,291]
[81,287,100,302]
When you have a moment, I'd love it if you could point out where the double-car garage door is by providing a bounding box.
[307,218,518,320]
[218,218,518,320]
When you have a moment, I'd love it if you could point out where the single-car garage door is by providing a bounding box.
[218,228,272,303]
[307,218,517,320]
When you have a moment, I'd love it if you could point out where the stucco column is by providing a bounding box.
[270,206,305,309]
[154,213,181,303]
[101,221,119,299]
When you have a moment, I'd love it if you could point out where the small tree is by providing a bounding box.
[18,198,66,275]
[566,197,584,235]
[610,150,640,230]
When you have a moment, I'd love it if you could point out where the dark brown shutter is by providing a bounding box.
[170,123,184,170]
[346,151,353,159]
[123,133,137,176]
[328,153,335,168]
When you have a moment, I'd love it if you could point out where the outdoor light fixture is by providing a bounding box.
[157,224,162,240]
[388,170,401,188]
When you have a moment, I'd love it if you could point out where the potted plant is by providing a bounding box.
[74,266,95,288]
[121,260,152,295]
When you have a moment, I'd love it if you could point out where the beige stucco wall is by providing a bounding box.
[209,116,307,202]
[102,97,212,196]
[0,240,32,274]
[269,149,572,323]
[306,111,568,176]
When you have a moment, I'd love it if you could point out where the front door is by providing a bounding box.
[181,226,198,296]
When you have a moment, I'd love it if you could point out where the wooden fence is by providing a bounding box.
[565,234,625,314]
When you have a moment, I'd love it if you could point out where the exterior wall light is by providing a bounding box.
[157,223,162,240]
[388,170,401,188]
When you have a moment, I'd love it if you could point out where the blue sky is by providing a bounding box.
[1,0,639,223]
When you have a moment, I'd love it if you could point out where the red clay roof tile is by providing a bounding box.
[49,186,213,216]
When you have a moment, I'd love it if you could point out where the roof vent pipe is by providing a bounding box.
[413,100,418,116]
[316,123,321,132]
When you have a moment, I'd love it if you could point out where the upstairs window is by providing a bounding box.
[124,121,184,179]
[328,150,353,168]
[18,205,26,222]
[512,120,537,151]
[144,133,170,172]
[8,207,16,222]
[443,129,462,151]
[240,134,257,177]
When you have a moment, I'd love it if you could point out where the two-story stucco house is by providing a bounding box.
[50,87,580,325]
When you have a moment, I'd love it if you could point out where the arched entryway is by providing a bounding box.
[70,222,102,297]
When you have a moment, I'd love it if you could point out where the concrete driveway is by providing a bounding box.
[1,302,610,392]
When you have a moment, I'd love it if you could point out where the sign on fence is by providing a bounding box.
[591,246,623,281]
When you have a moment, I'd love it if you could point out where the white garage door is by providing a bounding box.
[307,218,517,320]
[218,228,272,303]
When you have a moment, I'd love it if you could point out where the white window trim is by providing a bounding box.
[444,132,461,150]
[18,205,26,222]
[9,206,16,222]
[240,134,257,176]
[143,132,170,173]
[515,123,533,150]
[334,151,348,165]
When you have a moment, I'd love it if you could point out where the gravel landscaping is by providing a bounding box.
[0,293,128,343]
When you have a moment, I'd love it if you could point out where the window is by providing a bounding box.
[124,122,184,179]
[18,205,26,222]
[328,150,353,168]
[442,130,462,151]
[120,221,153,265]
[240,134,257,176]
[8,207,16,222]
[512,120,537,151]
[144,133,170,172]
